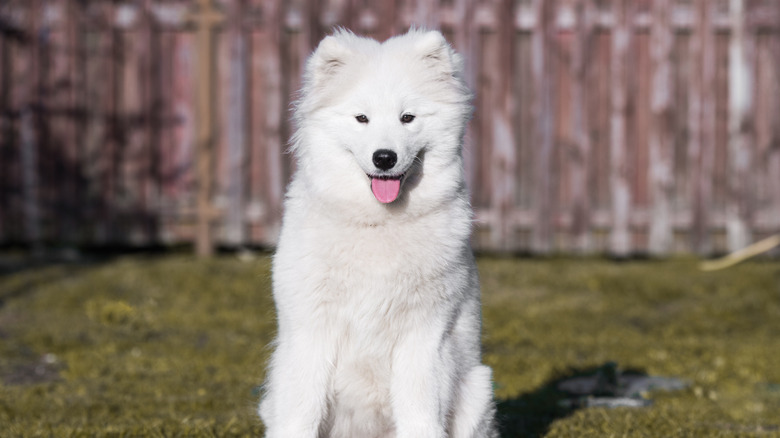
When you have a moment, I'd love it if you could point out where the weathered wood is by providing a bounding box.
[118,0,153,244]
[475,0,516,250]
[281,0,310,184]
[531,0,556,254]
[145,0,162,244]
[0,19,6,241]
[218,0,247,246]
[0,0,778,256]
[248,0,284,245]
[609,0,632,256]
[648,0,674,256]
[726,0,754,251]
[632,30,651,252]
[158,23,195,218]
[588,28,613,252]
[770,10,780,236]
[45,0,79,243]
[690,0,716,254]
[189,0,223,257]
[570,0,593,253]
[18,1,41,249]
[81,3,117,243]
[754,25,780,236]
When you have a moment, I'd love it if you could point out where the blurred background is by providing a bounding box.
[0,0,779,257]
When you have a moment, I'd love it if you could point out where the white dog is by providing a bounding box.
[259,29,497,438]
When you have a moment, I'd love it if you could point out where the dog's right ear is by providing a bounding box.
[306,32,354,85]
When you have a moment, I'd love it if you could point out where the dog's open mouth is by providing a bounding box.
[369,174,404,204]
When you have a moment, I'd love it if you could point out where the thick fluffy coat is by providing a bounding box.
[259,29,497,438]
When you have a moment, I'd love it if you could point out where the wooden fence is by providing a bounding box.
[1,0,779,255]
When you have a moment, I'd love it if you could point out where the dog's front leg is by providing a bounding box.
[260,326,333,438]
[390,319,452,438]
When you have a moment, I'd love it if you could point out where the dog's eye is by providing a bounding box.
[400,114,415,124]
[355,114,369,124]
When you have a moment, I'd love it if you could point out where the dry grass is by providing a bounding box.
[0,252,778,437]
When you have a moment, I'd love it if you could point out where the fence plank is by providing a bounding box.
[81,3,115,242]
[0,4,23,242]
[754,20,780,236]
[164,25,196,241]
[648,0,674,255]
[474,0,516,251]
[531,0,556,253]
[117,1,152,244]
[689,0,715,254]
[726,0,755,251]
[218,0,248,246]
[0,23,6,241]
[569,0,594,253]
[248,0,285,246]
[609,0,632,256]
[45,0,79,243]
[17,1,42,248]
[771,18,780,237]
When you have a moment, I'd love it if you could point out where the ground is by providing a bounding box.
[0,252,778,437]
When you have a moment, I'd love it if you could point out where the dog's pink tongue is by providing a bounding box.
[371,178,401,204]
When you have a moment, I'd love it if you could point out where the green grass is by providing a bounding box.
[0,253,778,437]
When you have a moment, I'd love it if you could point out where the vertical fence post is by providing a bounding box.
[484,0,516,251]
[648,0,674,255]
[772,3,780,238]
[189,0,224,257]
[20,108,41,251]
[21,1,42,252]
[570,0,593,253]
[691,0,716,254]
[531,0,555,254]
[726,0,754,251]
[222,0,247,247]
[247,0,284,245]
[609,0,632,256]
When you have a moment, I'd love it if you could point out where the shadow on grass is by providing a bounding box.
[496,363,650,437]
[0,246,177,307]
[496,381,575,438]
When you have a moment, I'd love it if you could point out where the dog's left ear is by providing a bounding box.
[413,30,462,77]
[307,31,355,85]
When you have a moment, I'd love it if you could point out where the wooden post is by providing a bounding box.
[609,0,632,256]
[570,0,593,253]
[21,0,42,253]
[222,1,247,247]
[248,0,285,245]
[648,0,674,256]
[531,0,556,254]
[691,0,716,254]
[726,0,754,252]
[189,0,224,257]
[483,1,516,251]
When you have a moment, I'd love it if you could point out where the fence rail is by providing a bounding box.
[1,0,779,255]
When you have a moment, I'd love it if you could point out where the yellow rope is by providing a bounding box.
[699,234,780,271]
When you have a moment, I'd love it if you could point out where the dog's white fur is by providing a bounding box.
[259,29,497,438]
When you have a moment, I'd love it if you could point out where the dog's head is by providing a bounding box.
[290,29,472,219]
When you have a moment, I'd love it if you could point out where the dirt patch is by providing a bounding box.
[2,353,63,386]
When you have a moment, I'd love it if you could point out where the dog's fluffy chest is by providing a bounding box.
[274,206,470,348]
[294,212,464,300]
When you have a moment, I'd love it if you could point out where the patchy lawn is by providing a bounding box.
[0,253,778,437]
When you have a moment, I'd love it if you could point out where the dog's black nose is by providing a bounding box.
[372,149,397,171]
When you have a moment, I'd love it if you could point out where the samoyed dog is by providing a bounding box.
[259,29,497,438]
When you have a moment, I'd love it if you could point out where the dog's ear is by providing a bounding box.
[306,31,354,83]
[412,30,463,78]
